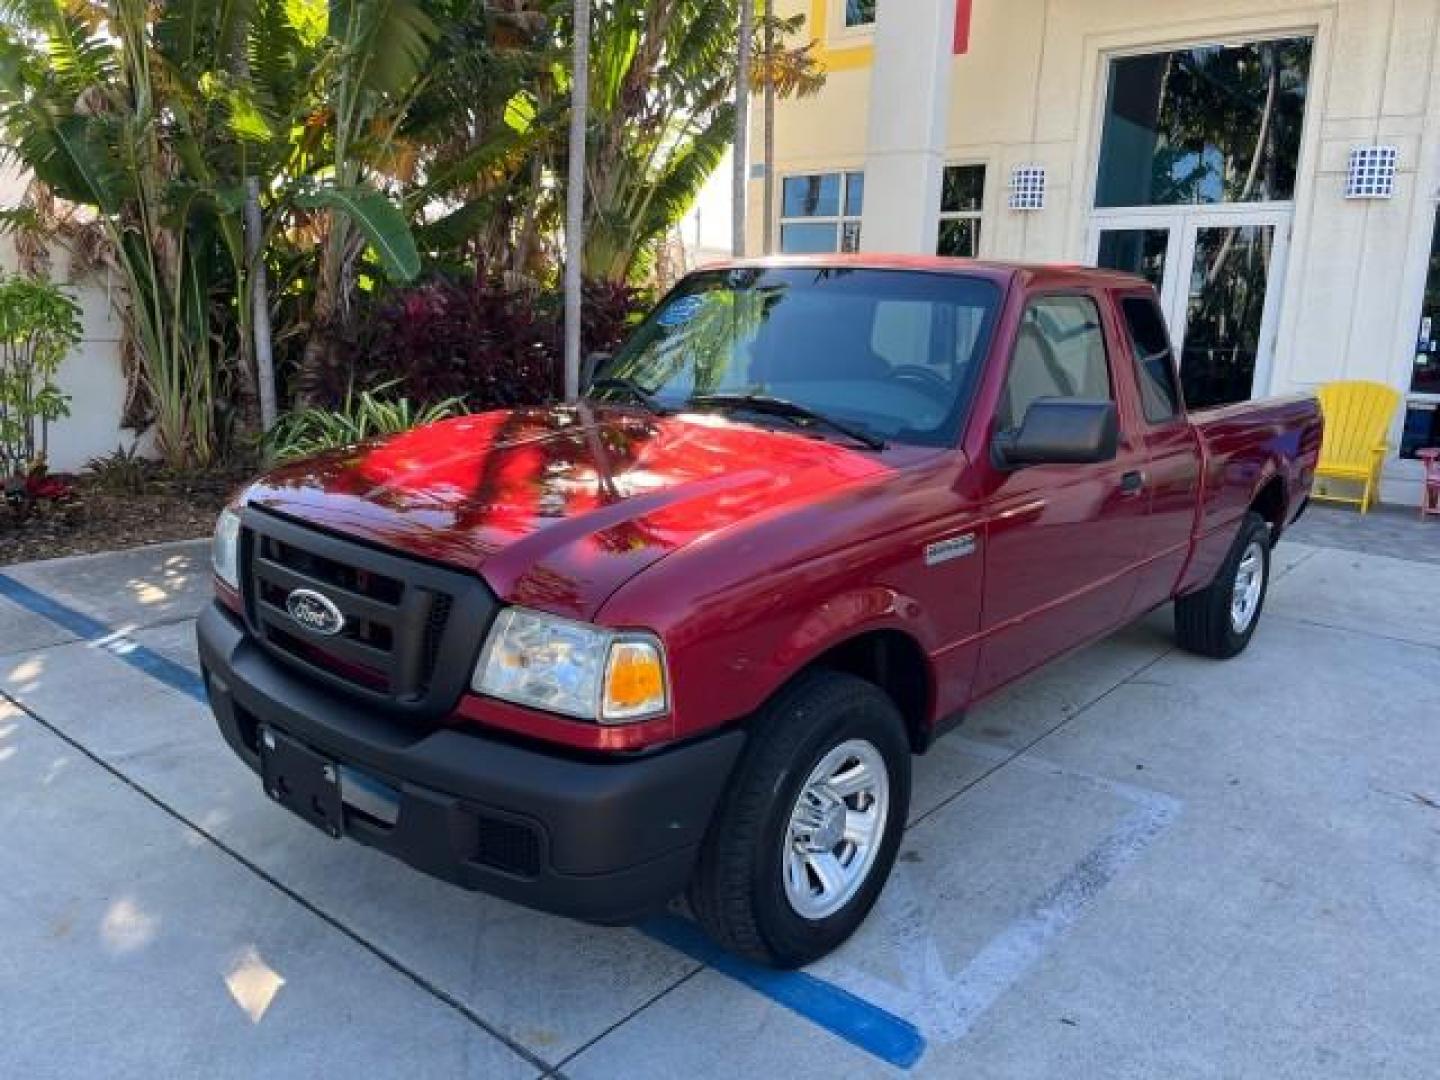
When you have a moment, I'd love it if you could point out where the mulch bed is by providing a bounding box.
[1,469,251,566]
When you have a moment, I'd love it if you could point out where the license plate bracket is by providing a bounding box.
[259,726,344,839]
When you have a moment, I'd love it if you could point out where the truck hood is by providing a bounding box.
[244,405,895,620]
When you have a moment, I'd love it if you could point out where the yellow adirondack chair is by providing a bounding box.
[1314,380,1401,514]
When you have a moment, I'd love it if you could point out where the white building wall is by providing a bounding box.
[0,165,143,473]
[858,0,957,253]
[755,0,1440,505]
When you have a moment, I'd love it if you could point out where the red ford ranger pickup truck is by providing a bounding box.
[198,257,1322,967]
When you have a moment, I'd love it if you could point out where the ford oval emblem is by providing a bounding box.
[286,588,346,637]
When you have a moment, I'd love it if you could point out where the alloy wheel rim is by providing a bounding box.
[1230,540,1265,634]
[782,738,890,921]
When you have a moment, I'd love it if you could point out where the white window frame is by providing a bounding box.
[937,162,987,258]
[778,170,864,255]
[1087,202,1293,403]
[1400,207,1440,461]
[832,0,877,37]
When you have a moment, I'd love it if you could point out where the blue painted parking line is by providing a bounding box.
[0,572,928,1071]
[643,914,927,1069]
[822,736,1182,1047]
[0,573,207,705]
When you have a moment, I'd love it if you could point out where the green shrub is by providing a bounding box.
[0,274,82,478]
[85,444,152,495]
[266,383,464,462]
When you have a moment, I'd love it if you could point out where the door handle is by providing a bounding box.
[1120,470,1145,495]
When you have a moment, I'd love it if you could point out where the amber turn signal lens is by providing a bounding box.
[602,640,667,721]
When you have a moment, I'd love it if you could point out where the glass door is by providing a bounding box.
[1401,210,1440,457]
[1173,210,1290,410]
[1092,206,1290,410]
[1095,224,1175,291]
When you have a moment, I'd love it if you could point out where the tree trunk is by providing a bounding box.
[564,0,592,402]
[732,0,753,256]
[230,42,277,435]
[243,177,277,432]
[762,0,775,254]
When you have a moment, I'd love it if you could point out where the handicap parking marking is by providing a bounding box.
[0,573,207,706]
[641,914,927,1069]
[817,735,1183,1047]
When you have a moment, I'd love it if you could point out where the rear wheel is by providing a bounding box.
[687,670,910,968]
[1175,511,1272,659]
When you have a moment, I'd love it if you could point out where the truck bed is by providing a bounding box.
[1183,393,1323,592]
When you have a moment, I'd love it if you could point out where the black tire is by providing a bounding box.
[1174,511,1272,659]
[687,670,911,968]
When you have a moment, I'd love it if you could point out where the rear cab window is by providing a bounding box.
[1119,295,1183,423]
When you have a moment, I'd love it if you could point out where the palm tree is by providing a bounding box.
[754,5,827,255]
[294,0,436,399]
[0,0,430,460]
[761,0,775,254]
[733,0,753,255]
[571,1,738,282]
[564,0,591,401]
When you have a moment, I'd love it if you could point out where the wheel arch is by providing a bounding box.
[801,628,935,754]
[1249,473,1288,539]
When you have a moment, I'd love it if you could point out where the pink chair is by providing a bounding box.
[1420,448,1440,519]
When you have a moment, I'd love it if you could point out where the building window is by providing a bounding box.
[780,172,864,254]
[1403,210,1440,459]
[937,164,984,257]
[1411,211,1440,398]
[844,0,876,29]
[1095,38,1314,209]
[1096,229,1168,290]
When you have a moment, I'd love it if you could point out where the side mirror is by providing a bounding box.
[995,398,1118,467]
[581,351,611,392]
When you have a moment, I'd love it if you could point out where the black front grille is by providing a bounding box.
[240,508,495,718]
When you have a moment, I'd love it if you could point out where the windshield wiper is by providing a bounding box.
[688,393,887,451]
[587,376,669,415]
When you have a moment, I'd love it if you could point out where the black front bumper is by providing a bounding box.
[197,603,744,924]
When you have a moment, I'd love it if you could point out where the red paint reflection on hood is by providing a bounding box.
[244,405,900,620]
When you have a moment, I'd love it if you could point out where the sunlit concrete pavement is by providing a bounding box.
[1,519,1438,1078]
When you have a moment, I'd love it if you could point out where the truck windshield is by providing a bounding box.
[593,267,1002,448]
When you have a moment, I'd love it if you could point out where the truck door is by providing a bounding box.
[1114,290,1203,615]
[973,292,1150,695]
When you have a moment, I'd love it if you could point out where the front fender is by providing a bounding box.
[772,585,926,669]
[653,581,943,742]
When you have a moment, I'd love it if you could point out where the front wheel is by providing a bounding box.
[1174,511,1272,659]
[687,671,911,968]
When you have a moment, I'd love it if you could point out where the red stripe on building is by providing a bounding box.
[953,0,973,54]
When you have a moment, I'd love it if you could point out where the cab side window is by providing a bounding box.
[998,295,1111,432]
[1121,296,1183,423]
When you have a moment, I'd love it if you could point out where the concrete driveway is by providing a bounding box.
[2,519,1438,1078]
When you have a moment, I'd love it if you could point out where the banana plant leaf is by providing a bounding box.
[296,183,420,281]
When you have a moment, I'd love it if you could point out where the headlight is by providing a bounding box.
[473,607,668,723]
[212,508,242,591]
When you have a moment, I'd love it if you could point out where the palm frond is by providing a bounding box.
[642,109,734,240]
[336,0,439,101]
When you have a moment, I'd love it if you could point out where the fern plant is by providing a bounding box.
[265,383,464,462]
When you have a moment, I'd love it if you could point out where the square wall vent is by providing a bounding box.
[1346,146,1398,199]
[1009,165,1046,211]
